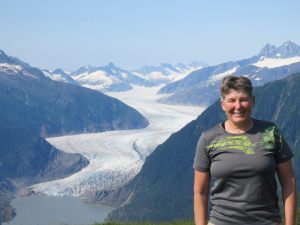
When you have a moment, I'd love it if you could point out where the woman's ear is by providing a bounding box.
[220,98,225,111]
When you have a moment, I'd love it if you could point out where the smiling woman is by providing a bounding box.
[193,76,297,225]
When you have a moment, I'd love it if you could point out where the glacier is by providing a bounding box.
[31,86,204,196]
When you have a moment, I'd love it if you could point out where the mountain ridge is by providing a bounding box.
[0,49,149,137]
[43,61,207,92]
[158,41,300,106]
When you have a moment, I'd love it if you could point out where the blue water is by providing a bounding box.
[3,194,113,225]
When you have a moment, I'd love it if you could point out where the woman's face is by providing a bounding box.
[221,90,255,126]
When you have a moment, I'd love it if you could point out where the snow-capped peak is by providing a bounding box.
[277,41,300,58]
[135,62,206,76]
[51,68,69,76]
[282,40,298,47]
[258,43,278,58]
[253,41,300,68]
[72,65,96,77]
[100,62,121,74]
[257,41,300,59]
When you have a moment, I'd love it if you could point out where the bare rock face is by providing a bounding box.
[0,121,89,183]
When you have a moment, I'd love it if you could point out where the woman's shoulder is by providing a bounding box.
[253,118,276,129]
[201,123,224,140]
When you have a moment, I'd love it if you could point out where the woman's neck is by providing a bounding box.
[224,119,254,134]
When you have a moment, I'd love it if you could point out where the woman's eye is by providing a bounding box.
[240,98,250,102]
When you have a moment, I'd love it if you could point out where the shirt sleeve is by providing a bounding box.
[274,126,293,163]
[193,133,211,172]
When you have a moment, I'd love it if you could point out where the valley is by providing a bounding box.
[32,86,204,196]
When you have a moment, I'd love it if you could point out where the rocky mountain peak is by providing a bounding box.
[258,41,300,58]
[52,68,68,75]
[258,43,278,58]
[277,41,300,58]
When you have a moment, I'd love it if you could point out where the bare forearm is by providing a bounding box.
[194,192,208,225]
[282,179,297,225]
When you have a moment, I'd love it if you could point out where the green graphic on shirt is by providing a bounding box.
[207,136,255,155]
[261,125,280,151]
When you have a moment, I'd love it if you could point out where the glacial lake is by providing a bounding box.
[3,194,113,225]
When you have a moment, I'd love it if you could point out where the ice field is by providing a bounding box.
[32,86,204,196]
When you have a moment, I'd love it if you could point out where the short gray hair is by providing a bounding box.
[220,76,253,99]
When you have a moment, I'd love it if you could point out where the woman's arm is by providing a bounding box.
[277,160,297,225]
[194,170,210,225]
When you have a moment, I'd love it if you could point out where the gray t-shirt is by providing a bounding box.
[193,119,293,225]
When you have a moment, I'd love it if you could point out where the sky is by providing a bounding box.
[1,0,300,71]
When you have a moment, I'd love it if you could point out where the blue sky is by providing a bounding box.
[1,0,300,70]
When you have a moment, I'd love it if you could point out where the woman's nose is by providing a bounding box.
[234,101,242,109]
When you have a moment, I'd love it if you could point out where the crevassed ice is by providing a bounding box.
[32,86,204,196]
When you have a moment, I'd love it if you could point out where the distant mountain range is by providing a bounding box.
[132,61,208,86]
[158,41,300,106]
[42,68,77,84]
[43,41,300,107]
[43,61,207,92]
[0,50,148,137]
[104,72,300,222]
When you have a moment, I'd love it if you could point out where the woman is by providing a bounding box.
[193,76,297,225]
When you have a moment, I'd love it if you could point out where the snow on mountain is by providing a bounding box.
[0,62,41,80]
[254,41,300,68]
[252,56,300,68]
[135,63,180,75]
[71,65,95,77]
[71,63,151,92]
[42,68,77,84]
[277,41,300,58]
[0,50,28,67]
[158,61,239,95]
[133,62,207,85]
[72,68,117,90]
[0,50,46,80]
[257,43,278,58]
[0,63,23,74]
[31,86,204,196]
[206,66,239,85]
[258,41,300,59]
[158,41,300,106]
[40,61,208,92]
